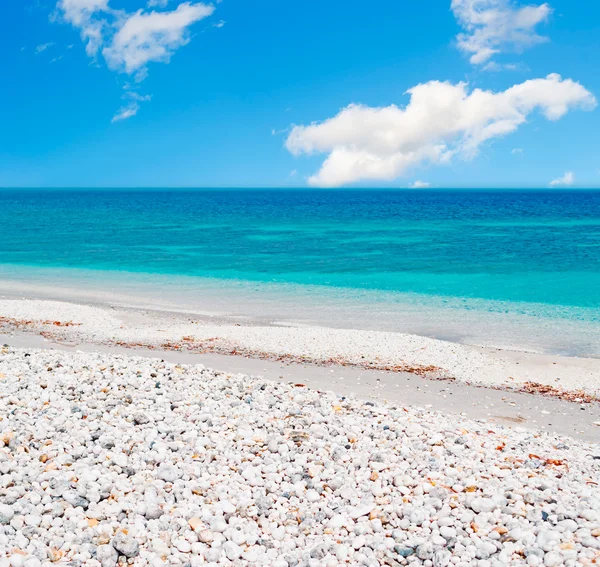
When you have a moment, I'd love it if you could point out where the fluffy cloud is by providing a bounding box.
[57,0,110,57]
[285,74,595,187]
[55,0,215,121]
[58,1,214,74]
[549,171,574,186]
[103,3,214,74]
[451,0,552,65]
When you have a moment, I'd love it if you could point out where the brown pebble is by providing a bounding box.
[48,548,64,562]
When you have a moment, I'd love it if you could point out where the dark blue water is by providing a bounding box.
[1,189,599,311]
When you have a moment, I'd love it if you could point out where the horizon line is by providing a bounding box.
[2,187,600,191]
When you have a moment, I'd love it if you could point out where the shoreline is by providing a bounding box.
[0,294,599,442]
[3,332,600,442]
[0,295,599,394]
[2,265,600,359]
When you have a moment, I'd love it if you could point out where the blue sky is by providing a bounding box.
[2,0,600,188]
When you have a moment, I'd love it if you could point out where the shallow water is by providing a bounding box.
[1,189,599,356]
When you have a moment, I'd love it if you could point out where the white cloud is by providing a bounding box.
[549,171,574,186]
[55,0,215,122]
[35,42,56,54]
[451,0,552,66]
[511,147,523,154]
[57,0,214,74]
[103,3,215,74]
[111,102,140,122]
[409,180,431,188]
[125,91,152,102]
[213,19,225,28]
[285,74,595,187]
[56,0,110,57]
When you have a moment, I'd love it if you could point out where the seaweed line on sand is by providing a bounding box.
[0,315,81,328]
[2,318,599,405]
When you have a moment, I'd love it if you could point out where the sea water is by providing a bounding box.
[1,189,599,356]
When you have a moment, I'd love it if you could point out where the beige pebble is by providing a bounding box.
[188,517,203,532]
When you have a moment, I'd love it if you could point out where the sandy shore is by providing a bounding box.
[2,332,600,443]
[1,295,599,565]
[0,296,599,442]
[0,297,599,400]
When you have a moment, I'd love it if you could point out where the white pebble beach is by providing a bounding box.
[0,298,599,567]
[0,346,599,567]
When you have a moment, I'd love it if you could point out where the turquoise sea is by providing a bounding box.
[1,189,599,356]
